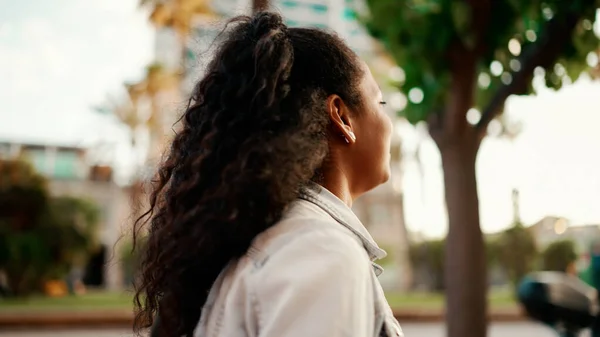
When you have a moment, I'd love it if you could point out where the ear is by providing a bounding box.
[326,95,356,144]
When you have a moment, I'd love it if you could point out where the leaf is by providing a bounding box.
[450,1,475,49]
[363,0,600,125]
[0,160,100,295]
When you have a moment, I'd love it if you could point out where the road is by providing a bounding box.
[0,322,567,337]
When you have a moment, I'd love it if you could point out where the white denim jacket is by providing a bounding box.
[193,185,403,337]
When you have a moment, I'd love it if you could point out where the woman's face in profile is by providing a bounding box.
[350,62,393,191]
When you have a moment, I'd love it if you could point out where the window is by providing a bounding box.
[349,28,361,36]
[343,7,356,21]
[309,3,328,13]
[286,19,299,27]
[280,0,299,8]
[53,151,79,179]
[24,150,48,175]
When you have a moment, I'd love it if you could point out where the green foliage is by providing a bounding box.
[44,197,100,257]
[410,239,445,291]
[542,239,578,272]
[0,160,48,230]
[493,223,538,289]
[0,160,100,296]
[410,234,535,291]
[120,236,146,287]
[364,0,600,123]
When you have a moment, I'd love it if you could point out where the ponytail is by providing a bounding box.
[133,11,362,337]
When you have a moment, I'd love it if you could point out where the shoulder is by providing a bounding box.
[242,221,378,337]
[286,219,367,259]
[249,216,372,282]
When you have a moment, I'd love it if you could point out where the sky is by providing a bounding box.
[0,0,154,177]
[399,78,600,237]
[1,0,599,237]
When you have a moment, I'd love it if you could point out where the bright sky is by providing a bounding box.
[0,0,154,180]
[1,0,599,237]
[400,78,600,237]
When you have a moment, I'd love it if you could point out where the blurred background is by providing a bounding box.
[1,0,599,336]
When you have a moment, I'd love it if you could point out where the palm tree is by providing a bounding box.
[95,63,179,171]
[140,0,217,82]
[140,0,220,150]
[93,63,179,250]
[125,63,180,164]
[141,0,216,37]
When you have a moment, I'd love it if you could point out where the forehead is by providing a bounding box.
[357,61,380,95]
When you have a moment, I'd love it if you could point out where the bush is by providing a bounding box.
[494,223,538,289]
[409,229,536,292]
[120,236,146,287]
[0,160,100,296]
[409,239,445,291]
[542,240,577,272]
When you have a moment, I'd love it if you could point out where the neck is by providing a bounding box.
[319,166,354,207]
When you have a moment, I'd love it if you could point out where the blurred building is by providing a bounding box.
[0,141,129,290]
[174,0,375,96]
[529,216,600,274]
[530,216,600,251]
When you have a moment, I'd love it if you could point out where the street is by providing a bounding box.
[0,322,566,337]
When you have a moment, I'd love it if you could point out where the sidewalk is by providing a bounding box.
[0,307,527,329]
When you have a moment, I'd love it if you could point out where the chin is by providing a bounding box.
[380,169,391,185]
[359,170,390,195]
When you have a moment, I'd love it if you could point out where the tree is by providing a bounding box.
[95,63,179,170]
[410,239,445,291]
[494,223,537,290]
[0,160,100,296]
[125,63,180,163]
[94,63,179,241]
[253,0,269,13]
[364,1,599,336]
[410,236,500,292]
[120,236,147,287]
[141,0,216,37]
[138,0,219,162]
[542,239,578,272]
[492,189,537,291]
[140,0,217,75]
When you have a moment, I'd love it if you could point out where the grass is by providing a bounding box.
[386,290,517,309]
[0,289,518,313]
[0,290,135,312]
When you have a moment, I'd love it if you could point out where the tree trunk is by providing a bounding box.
[428,45,488,337]
[440,139,487,337]
[252,0,269,13]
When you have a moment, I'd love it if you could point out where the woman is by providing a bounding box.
[134,11,403,337]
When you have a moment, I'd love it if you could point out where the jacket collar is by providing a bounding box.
[299,184,387,262]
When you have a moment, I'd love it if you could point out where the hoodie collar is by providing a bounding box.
[299,184,387,262]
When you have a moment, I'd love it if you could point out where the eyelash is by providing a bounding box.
[379,101,387,105]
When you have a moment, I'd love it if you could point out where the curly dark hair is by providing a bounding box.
[133,12,364,336]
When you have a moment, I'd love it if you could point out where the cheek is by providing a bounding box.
[380,112,393,141]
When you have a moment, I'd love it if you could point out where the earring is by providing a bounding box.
[343,131,356,144]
